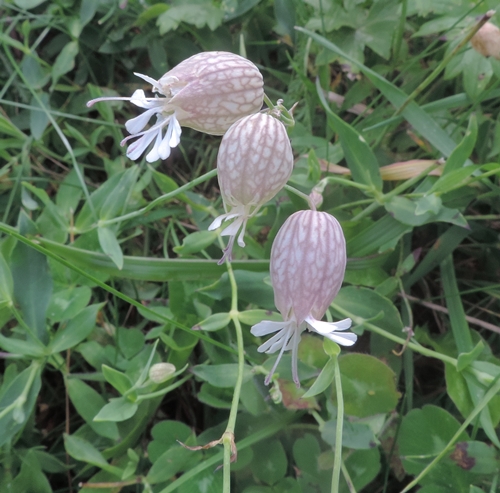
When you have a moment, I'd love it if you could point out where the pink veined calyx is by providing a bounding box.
[87,51,264,163]
[209,105,295,264]
[250,210,357,387]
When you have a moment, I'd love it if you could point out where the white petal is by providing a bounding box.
[251,320,286,337]
[220,216,244,238]
[146,130,163,163]
[134,72,163,92]
[305,316,352,335]
[324,332,358,347]
[126,130,157,161]
[125,107,158,134]
[168,116,182,147]
[157,137,172,160]
[208,215,226,231]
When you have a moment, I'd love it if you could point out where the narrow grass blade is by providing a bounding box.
[296,27,457,156]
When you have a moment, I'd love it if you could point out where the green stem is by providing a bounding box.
[283,184,316,210]
[330,302,458,367]
[136,375,191,402]
[341,460,357,493]
[400,374,500,493]
[222,256,246,493]
[97,169,217,229]
[331,356,343,493]
[158,413,301,493]
[394,11,494,117]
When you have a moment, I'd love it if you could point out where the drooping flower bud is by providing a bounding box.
[471,22,500,59]
[208,111,294,263]
[149,362,176,383]
[251,210,357,387]
[87,51,264,162]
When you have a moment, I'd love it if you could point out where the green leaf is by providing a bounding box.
[429,166,477,195]
[0,252,14,305]
[49,303,102,353]
[40,236,269,281]
[0,364,42,447]
[13,0,47,9]
[250,440,287,486]
[317,79,382,191]
[335,354,400,418]
[385,196,468,228]
[51,41,79,88]
[302,357,336,398]
[398,404,468,459]
[11,212,53,344]
[93,397,138,422]
[347,215,412,257]
[173,230,218,255]
[192,312,231,332]
[47,286,92,322]
[101,365,133,395]
[30,93,50,140]
[9,449,52,493]
[238,309,282,326]
[0,333,45,357]
[456,341,484,372]
[322,419,378,449]
[64,434,122,476]
[191,363,253,388]
[99,166,140,221]
[157,4,224,34]
[148,420,194,463]
[442,114,478,175]
[98,227,124,270]
[66,379,120,440]
[147,445,200,484]
[22,182,68,231]
[462,50,492,100]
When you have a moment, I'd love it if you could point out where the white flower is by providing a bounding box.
[87,51,264,163]
[208,111,294,263]
[251,210,357,387]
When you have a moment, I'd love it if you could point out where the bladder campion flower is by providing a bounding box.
[208,111,294,264]
[251,210,357,387]
[87,51,264,163]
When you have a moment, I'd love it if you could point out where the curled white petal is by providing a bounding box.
[305,316,357,347]
[134,72,164,92]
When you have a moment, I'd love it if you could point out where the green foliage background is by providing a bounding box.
[0,0,500,492]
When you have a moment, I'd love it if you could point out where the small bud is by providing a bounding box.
[149,363,176,383]
[209,112,294,263]
[471,22,500,59]
[87,51,264,162]
[251,210,356,386]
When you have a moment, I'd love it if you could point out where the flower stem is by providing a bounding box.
[331,356,344,493]
[330,302,458,367]
[283,184,317,210]
[221,250,246,493]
